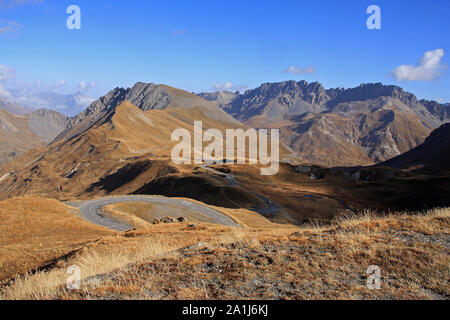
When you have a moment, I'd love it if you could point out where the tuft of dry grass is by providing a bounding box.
[0,238,179,300]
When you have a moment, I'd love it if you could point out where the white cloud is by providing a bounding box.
[0,0,43,9]
[0,64,15,98]
[0,69,96,115]
[392,49,447,82]
[173,29,186,36]
[212,82,248,92]
[78,81,96,91]
[74,93,95,106]
[283,66,315,74]
[0,20,23,34]
[0,65,15,81]
[55,79,67,87]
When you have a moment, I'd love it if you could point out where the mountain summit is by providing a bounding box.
[58,82,240,141]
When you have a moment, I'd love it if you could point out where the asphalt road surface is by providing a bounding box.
[70,195,241,231]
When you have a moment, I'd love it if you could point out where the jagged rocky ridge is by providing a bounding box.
[200,81,449,166]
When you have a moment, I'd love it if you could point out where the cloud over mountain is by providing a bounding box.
[0,66,96,116]
[78,81,96,91]
[392,49,447,82]
[0,64,15,98]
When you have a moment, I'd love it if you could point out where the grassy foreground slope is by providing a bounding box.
[1,196,448,300]
[0,196,115,281]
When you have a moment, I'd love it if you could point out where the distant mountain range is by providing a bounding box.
[8,90,94,117]
[199,81,450,166]
[0,97,32,115]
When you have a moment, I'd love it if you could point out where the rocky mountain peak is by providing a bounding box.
[56,82,237,141]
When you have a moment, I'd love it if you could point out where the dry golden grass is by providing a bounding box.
[0,196,114,281]
[0,224,257,300]
[0,238,178,300]
[103,203,152,229]
[1,202,448,300]
[103,200,247,227]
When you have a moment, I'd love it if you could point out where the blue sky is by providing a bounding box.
[1,0,449,106]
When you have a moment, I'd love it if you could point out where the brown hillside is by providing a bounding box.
[0,109,43,164]
[0,101,290,203]
[381,123,450,174]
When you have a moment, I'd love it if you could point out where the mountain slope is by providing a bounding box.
[58,82,241,141]
[28,109,70,143]
[203,81,448,166]
[380,123,450,173]
[0,108,69,164]
[0,109,43,164]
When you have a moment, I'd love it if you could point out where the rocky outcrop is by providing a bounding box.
[152,216,187,224]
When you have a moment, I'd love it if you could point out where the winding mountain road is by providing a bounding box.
[69,195,241,231]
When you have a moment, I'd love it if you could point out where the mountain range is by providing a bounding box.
[6,88,95,117]
[200,81,449,166]
[0,81,449,214]
[1,80,449,169]
[0,83,264,201]
[0,97,32,115]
